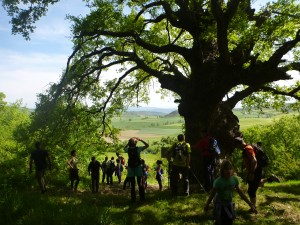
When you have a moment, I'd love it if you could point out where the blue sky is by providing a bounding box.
[0,0,177,109]
[0,0,87,108]
[0,0,296,109]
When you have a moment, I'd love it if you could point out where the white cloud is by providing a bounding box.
[0,49,67,108]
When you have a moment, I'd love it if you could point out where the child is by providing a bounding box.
[204,159,257,225]
[155,160,164,191]
[115,158,123,183]
[141,159,150,191]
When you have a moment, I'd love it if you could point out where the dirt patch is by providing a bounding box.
[119,130,162,141]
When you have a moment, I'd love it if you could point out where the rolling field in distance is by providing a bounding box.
[112,108,298,140]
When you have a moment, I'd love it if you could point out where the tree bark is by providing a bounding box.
[178,98,240,185]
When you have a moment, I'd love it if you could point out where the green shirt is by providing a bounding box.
[168,141,191,167]
[213,176,239,203]
[124,146,147,177]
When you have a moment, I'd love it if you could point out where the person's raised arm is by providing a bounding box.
[136,138,149,149]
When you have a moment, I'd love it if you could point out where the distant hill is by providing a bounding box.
[127,106,177,114]
[165,110,179,117]
[124,111,167,117]
[126,106,298,118]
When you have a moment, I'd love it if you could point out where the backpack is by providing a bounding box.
[209,138,221,156]
[202,137,221,158]
[172,142,188,161]
[128,147,141,168]
[251,144,269,167]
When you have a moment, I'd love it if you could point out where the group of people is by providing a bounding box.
[69,152,127,193]
[29,133,280,224]
[203,137,279,225]
[161,133,280,225]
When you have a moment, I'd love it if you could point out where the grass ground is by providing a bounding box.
[1,179,299,225]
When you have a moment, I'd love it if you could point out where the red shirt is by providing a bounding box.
[194,135,211,157]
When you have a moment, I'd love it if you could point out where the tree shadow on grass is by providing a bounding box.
[264,182,300,196]
[260,195,300,207]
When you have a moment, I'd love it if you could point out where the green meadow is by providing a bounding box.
[112,109,296,140]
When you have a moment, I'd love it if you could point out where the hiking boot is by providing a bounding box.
[268,174,280,183]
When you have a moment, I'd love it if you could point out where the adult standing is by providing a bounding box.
[88,156,102,193]
[29,142,51,193]
[167,134,191,197]
[234,137,260,209]
[101,156,108,184]
[67,150,80,192]
[124,137,149,202]
[106,157,115,185]
[194,133,220,192]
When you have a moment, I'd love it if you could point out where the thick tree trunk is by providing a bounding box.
[179,101,240,186]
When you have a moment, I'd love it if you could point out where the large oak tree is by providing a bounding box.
[4,0,300,174]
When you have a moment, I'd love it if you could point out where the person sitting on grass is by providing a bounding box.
[204,159,257,225]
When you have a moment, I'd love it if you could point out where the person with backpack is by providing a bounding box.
[101,156,108,184]
[106,157,115,185]
[88,156,102,193]
[234,137,260,209]
[124,137,149,202]
[255,142,280,186]
[194,132,221,192]
[167,134,191,197]
[204,160,257,225]
[235,138,280,210]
